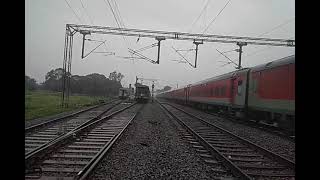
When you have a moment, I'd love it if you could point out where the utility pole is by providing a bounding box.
[236,42,247,69]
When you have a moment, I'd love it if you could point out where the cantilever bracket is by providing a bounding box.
[193,40,203,68]
[155,36,166,64]
[80,31,91,59]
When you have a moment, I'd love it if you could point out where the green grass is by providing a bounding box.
[25,90,111,121]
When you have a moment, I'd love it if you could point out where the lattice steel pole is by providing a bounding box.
[61,26,69,107]
[61,25,75,108]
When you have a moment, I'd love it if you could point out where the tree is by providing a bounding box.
[155,85,172,93]
[42,68,123,97]
[43,68,68,91]
[45,68,65,81]
[163,86,172,91]
[25,75,38,90]
[109,71,124,83]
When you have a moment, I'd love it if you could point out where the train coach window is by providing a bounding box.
[253,79,258,93]
[221,86,226,96]
[215,87,219,96]
[237,80,242,95]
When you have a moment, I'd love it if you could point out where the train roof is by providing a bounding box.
[160,55,295,94]
[192,68,250,86]
[119,87,131,90]
[135,84,149,89]
[250,55,295,72]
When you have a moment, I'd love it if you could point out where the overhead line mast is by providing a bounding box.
[61,24,295,107]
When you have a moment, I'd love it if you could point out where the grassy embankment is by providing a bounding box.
[25,90,110,121]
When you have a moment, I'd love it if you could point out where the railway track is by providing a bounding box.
[159,101,295,180]
[25,101,143,180]
[169,100,295,142]
[25,99,124,156]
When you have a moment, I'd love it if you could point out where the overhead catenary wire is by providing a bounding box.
[178,0,233,63]
[102,0,138,62]
[102,0,129,49]
[216,48,239,68]
[65,0,111,58]
[173,0,211,60]
[258,17,295,37]
[201,0,232,34]
[79,0,94,24]
[64,0,82,23]
[244,17,295,59]
[78,0,110,53]
[187,0,211,33]
[171,46,195,67]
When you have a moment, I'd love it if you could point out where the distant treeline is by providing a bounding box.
[25,68,124,97]
[155,85,172,93]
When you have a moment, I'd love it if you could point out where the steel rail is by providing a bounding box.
[159,99,295,142]
[157,100,251,180]
[25,98,118,132]
[25,102,137,163]
[164,102,295,169]
[77,104,145,180]
[205,110,295,142]
[25,100,123,157]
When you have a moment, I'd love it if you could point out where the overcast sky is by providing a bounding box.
[25,0,295,90]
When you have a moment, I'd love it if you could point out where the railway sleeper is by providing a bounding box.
[35,131,59,135]
[58,149,99,154]
[73,141,105,146]
[80,138,111,142]
[216,148,254,153]
[67,145,102,150]
[221,152,262,158]
[25,137,56,141]
[51,153,93,159]
[237,163,286,170]
[229,157,270,163]
[43,159,89,166]
[245,170,295,178]
[41,166,83,174]
[208,144,247,149]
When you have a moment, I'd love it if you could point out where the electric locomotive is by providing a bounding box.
[135,84,151,103]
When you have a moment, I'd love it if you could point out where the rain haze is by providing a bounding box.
[25,0,295,90]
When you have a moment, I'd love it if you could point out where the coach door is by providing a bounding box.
[230,77,237,105]
[184,85,190,104]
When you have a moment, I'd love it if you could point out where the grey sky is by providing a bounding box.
[25,0,294,89]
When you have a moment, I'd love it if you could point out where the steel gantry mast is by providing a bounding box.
[61,24,295,107]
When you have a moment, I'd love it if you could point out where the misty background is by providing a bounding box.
[25,0,295,90]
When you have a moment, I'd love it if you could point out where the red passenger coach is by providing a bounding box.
[185,68,250,117]
[156,55,295,131]
[248,55,295,129]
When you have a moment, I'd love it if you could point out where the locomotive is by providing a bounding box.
[118,88,131,99]
[135,84,151,103]
[157,55,295,131]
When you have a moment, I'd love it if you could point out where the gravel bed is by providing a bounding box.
[88,102,222,180]
[170,102,295,162]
